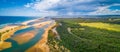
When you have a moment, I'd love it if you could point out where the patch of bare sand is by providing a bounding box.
[0,18,53,51]
[52,27,60,40]
[12,30,38,45]
[22,19,38,25]
[0,25,28,50]
[0,41,11,51]
[0,18,42,50]
[12,21,51,45]
[26,22,56,52]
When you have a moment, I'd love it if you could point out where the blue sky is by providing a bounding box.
[0,0,120,16]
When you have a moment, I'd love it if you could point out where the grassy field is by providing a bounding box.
[48,18,120,52]
[80,22,120,32]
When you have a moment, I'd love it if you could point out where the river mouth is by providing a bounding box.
[0,19,55,52]
[1,27,45,52]
[1,23,51,52]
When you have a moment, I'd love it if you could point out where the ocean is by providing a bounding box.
[0,16,38,28]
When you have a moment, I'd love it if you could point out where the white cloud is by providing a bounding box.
[24,0,120,16]
[24,4,30,8]
[78,0,93,2]
[24,0,95,16]
[25,0,61,11]
[24,0,61,16]
[65,12,85,16]
[56,0,94,8]
[89,4,120,15]
[32,0,60,11]
[24,3,33,8]
[38,11,58,16]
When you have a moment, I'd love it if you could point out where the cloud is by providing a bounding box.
[24,0,61,16]
[89,4,120,15]
[24,3,31,8]
[24,0,120,16]
[37,11,58,16]
[97,0,120,6]
[26,0,94,11]
[29,0,60,11]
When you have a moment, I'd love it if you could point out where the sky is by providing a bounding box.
[0,0,120,16]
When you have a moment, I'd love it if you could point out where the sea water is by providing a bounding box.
[0,16,37,29]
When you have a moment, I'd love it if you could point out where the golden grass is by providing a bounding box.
[80,22,120,32]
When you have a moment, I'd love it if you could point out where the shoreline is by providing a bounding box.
[0,18,37,50]
[26,21,56,52]
[0,18,49,50]
[12,21,52,45]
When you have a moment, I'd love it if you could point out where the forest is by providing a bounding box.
[48,18,120,52]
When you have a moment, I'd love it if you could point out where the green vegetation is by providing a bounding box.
[80,22,120,32]
[48,27,70,52]
[48,18,120,52]
[6,30,10,32]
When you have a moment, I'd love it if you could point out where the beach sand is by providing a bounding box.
[0,41,11,51]
[12,30,38,44]
[26,21,56,52]
[0,18,55,51]
[12,21,52,45]
[0,18,41,50]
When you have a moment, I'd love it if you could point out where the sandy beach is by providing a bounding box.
[0,17,56,52]
[26,21,56,52]
[0,18,49,50]
[12,21,52,45]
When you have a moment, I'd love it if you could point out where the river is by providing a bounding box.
[1,25,49,52]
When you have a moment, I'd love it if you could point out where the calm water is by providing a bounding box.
[2,28,44,52]
[13,26,35,36]
[1,25,50,52]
